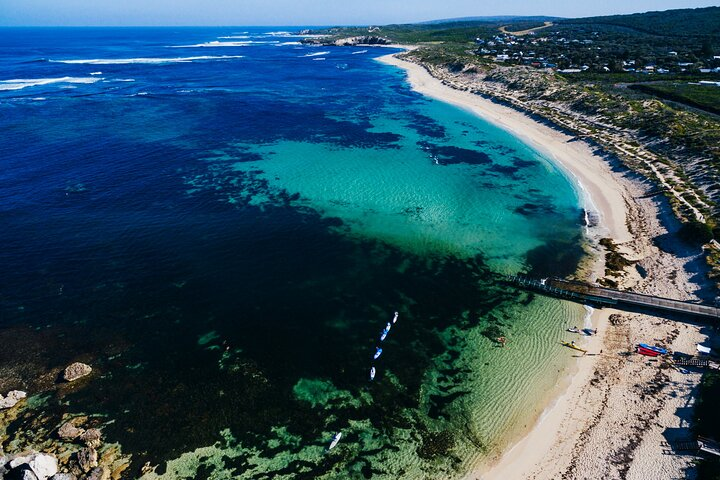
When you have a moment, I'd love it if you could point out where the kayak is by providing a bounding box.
[567,327,580,333]
[370,367,376,381]
[374,347,383,360]
[561,341,587,354]
[385,322,392,332]
[638,343,667,355]
[393,311,399,324]
[380,330,388,342]
[329,432,342,450]
[637,346,661,357]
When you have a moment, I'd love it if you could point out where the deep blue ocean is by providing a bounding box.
[0,27,586,479]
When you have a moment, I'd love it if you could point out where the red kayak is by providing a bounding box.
[637,346,661,357]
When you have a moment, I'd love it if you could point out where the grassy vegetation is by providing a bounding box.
[630,82,720,115]
[560,6,720,37]
[561,72,720,85]
[320,22,498,44]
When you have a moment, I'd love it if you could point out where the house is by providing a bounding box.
[558,68,582,73]
[699,80,720,86]
[495,54,510,61]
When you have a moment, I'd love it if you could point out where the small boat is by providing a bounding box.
[374,347,383,360]
[328,432,342,450]
[638,343,667,355]
[637,346,661,357]
[567,327,580,333]
[393,311,399,324]
[380,330,388,342]
[385,322,392,332]
[370,367,376,381]
[561,341,587,354]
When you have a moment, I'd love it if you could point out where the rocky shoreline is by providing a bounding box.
[1,363,131,480]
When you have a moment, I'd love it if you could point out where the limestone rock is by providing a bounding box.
[333,36,391,46]
[0,390,27,409]
[27,454,58,480]
[63,363,92,382]
[86,466,109,480]
[19,468,40,480]
[77,448,97,473]
[1,456,10,477]
[49,474,77,480]
[79,429,101,448]
[57,422,85,441]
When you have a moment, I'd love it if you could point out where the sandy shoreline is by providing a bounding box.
[377,52,710,479]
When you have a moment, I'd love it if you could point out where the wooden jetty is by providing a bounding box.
[508,275,720,321]
[673,358,720,370]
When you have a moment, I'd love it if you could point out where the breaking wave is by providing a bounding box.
[50,56,244,65]
[0,77,103,91]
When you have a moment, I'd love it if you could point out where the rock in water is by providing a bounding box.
[27,454,58,480]
[19,468,40,480]
[86,467,108,480]
[79,428,102,448]
[63,363,92,382]
[77,447,98,473]
[0,390,27,409]
[57,422,84,441]
[49,474,77,480]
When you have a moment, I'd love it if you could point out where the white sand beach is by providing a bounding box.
[378,52,710,480]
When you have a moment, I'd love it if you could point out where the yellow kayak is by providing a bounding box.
[561,341,587,354]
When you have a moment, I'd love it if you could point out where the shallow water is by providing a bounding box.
[0,27,585,478]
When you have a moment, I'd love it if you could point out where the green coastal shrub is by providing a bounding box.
[678,221,714,245]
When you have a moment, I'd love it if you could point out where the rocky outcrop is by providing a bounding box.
[85,467,108,480]
[49,474,77,480]
[0,390,27,409]
[3,453,58,480]
[63,363,92,382]
[333,36,391,46]
[57,422,84,441]
[79,429,102,448]
[77,447,98,473]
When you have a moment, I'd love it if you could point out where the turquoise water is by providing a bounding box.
[1,28,586,479]
[218,88,582,271]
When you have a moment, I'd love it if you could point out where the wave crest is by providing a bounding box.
[49,56,244,65]
[0,77,102,91]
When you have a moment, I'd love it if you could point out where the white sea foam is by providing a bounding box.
[0,76,102,91]
[313,58,326,61]
[90,71,103,75]
[218,35,250,39]
[352,50,368,55]
[301,51,330,58]
[170,41,276,48]
[31,97,47,101]
[275,42,302,46]
[51,56,244,65]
